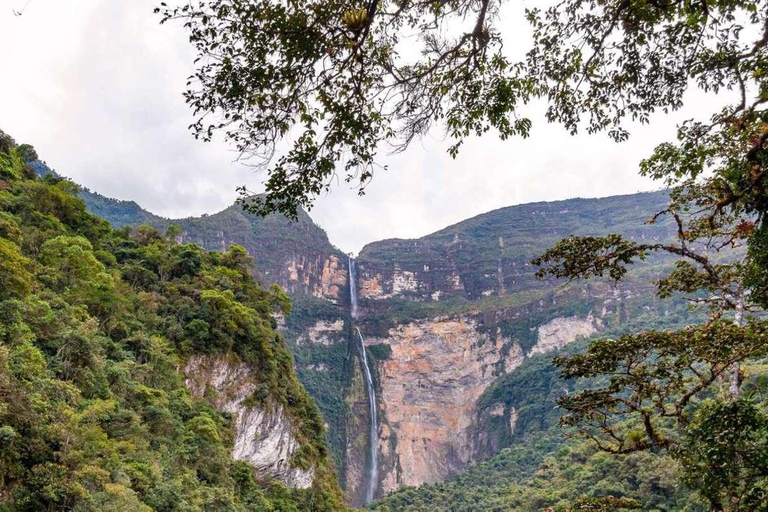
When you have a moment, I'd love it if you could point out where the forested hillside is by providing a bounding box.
[0,133,344,511]
[30,159,347,302]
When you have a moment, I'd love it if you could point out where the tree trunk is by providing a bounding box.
[728,290,745,400]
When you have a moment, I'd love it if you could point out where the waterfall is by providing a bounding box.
[350,257,359,320]
[349,257,378,503]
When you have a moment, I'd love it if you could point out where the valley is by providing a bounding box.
[65,168,700,507]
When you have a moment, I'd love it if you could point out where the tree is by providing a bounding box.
[165,224,183,244]
[16,144,38,163]
[678,399,768,511]
[0,238,31,301]
[532,176,768,509]
[155,0,536,217]
[157,0,768,221]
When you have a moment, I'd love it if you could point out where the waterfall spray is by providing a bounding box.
[349,257,378,503]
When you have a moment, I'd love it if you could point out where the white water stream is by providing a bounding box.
[349,257,378,503]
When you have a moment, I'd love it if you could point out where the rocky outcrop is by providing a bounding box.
[359,309,616,493]
[184,355,314,489]
[357,253,465,302]
[356,191,675,303]
[287,253,348,302]
[530,314,602,355]
[319,254,349,300]
[295,319,346,346]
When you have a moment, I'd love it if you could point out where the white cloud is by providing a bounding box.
[0,0,714,254]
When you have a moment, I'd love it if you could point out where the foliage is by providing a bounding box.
[527,0,768,309]
[156,0,768,223]
[15,144,38,163]
[533,114,768,509]
[368,430,703,511]
[282,297,352,476]
[155,0,536,217]
[676,399,768,511]
[0,141,345,511]
[530,183,768,510]
[556,321,768,453]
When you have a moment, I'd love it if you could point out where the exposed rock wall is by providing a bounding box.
[366,318,525,491]
[286,253,348,302]
[358,300,636,492]
[184,355,314,489]
[530,314,602,355]
[356,191,676,303]
[357,255,465,302]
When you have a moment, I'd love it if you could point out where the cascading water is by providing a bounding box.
[349,257,378,503]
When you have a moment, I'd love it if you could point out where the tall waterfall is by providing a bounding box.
[349,257,378,503]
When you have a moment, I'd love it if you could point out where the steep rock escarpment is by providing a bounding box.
[342,350,373,506]
[356,191,675,303]
[529,314,602,355]
[358,298,622,492]
[159,205,349,302]
[369,318,524,492]
[185,355,315,489]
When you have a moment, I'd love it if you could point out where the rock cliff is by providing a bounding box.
[352,281,666,493]
[184,354,315,489]
[368,317,525,492]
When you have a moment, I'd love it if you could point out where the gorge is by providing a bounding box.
[70,175,700,507]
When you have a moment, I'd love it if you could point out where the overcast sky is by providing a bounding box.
[1,0,704,254]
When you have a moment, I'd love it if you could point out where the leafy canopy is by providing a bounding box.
[158,0,768,220]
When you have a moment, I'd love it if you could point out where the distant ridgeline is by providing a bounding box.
[0,134,345,511]
[30,146,706,509]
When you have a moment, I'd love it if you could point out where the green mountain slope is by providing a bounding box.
[0,136,344,510]
[29,159,345,298]
[29,160,162,228]
[357,190,674,303]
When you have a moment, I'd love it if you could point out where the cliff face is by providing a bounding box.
[184,355,316,488]
[356,192,675,303]
[354,280,659,493]
[368,317,524,492]
[338,192,686,499]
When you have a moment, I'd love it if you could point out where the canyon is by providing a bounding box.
[77,183,693,507]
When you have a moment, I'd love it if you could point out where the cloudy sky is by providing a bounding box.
[1,0,703,254]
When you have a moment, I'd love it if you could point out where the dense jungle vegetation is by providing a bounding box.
[0,132,344,511]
